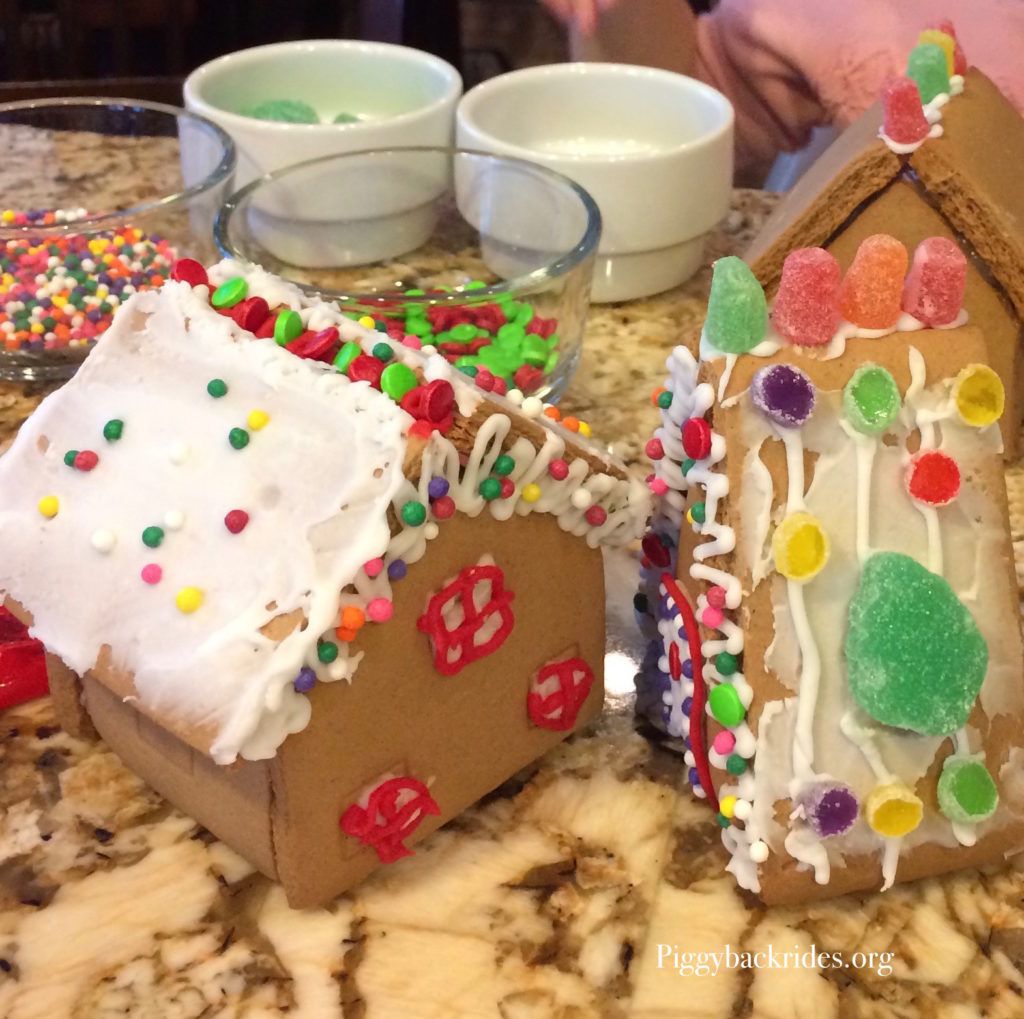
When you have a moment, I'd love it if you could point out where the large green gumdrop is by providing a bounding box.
[844,552,987,735]
[937,756,998,824]
[704,256,768,354]
[907,43,951,105]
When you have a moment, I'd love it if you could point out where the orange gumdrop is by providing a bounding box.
[838,235,909,330]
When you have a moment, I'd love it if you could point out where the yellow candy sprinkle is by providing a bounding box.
[577,421,592,438]
[87,238,108,256]
[719,795,736,819]
[772,511,830,582]
[51,295,66,308]
[865,783,923,838]
[247,409,270,431]
[953,364,1004,428]
[37,495,59,518]
[918,29,956,75]
[357,315,376,330]
[522,483,542,503]
[1,210,14,223]
[29,322,44,334]
[175,587,204,614]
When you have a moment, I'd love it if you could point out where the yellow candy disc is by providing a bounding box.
[772,511,830,582]
[865,783,923,838]
[918,29,956,75]
[175,586,205,614]
[953,364,1004,428]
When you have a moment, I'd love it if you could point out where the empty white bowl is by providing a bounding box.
[457,62,733,302]
[184,40,462,186]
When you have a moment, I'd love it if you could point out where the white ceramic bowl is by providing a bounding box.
[184,39,462,186]
[457,62,733,302]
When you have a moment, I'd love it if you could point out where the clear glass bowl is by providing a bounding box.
[215,146,600,400]
[0,98,236,382]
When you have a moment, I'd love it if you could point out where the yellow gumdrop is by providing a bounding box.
[918,29,956,75]
[953,364,1004,427]
[719,795,737,819]
[865,783,923,838]
[772,511,830,582]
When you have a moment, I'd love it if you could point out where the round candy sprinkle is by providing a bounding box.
[905,449,961,507]
[689,503,706,524]
[401,501,427,526]
[798,781,859,838]
[387,559,408,581]
[427,476,449,500]
[570,488,592,510]
[247,409,270,431]
[211,276,248,309]
[249,99,319,124]
[865,782,923,838]
[170,257,208,288]
[707,585,727,609]
[494,454,515,476]
[585,505,607,526]
[225,509,250,534]
[772,512,830,582]
[702,606,724,629]
[843,364,901,435]
[142,525,165,548]
[340,606,366,631]
[73,450,99,471]
[103,419,124,441]
[318,641,339,664]
[726,754,747,775]
[750,364,816,427]
[90,528,116,553]
[293,667,317,693]
[749,840,769,863]
[364,558,384,578]
[522,483,541,504]
[175,586,204,614]
[548,459,569,481]
[367,597,393,623]
[63,450,77,467]
[380,361,417,401]
[371,341,394,362]
[274,309,303,346]
[357,315,376,329]
[708,683,745,727]
[682,417,712,459]
[480,477,502,501]
[432,495,456,519]
[163,509,185,531]
[953,364,1004,427]
[712,730,735,755]
[716,651,739,676]
[719,795,737,819]
[656,389,673,409]
[140,563,162,585]
[228,428,250,450]
[206,379,228,399]
[38,495,59,518]
[499,478,515,499]
[937,757,998,824]
[645,438,664,461]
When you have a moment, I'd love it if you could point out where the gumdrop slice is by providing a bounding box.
[865,782,923,838]
[704,256,768,354]
[845,552,988,735]
[772,512,830,582]
[901,237,967,326]
[771,247,842,346]
[905,449,961,507]
[953,364,1005,427]
[750,364,816,427]
[937,756,998,824]
[798,782,859,838]
[918,29,956,76]
[838,235,908,330]
[907,43,951,104]
[843,363,902,435]
[881,77,931,146]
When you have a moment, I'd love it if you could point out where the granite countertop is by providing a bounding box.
[5,188,1024,1019]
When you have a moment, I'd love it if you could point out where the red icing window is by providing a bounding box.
[527,656,595,731]
[416,562,515,676]
[339,776,440,863]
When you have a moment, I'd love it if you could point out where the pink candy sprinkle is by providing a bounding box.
[706,585,727,609]
[141,563,162,585]
[712,730,736,755]
[367,597,393,622]
[901,237,966,326]
[771,247,841,347]
[882,76,931,146]
[364,558,384,578]
[650,477,669,496]
[548,458,569,481]
[585,505,607,526]
[702,606,725,629]
[401,334,423,349]
[645,437,665,460]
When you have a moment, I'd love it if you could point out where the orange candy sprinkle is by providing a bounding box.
[561,416,580,432]
[543,406,561,421]
[340,605,366,631]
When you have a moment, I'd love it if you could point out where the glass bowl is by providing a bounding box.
[0,98,236,382]
[214,146,600,400]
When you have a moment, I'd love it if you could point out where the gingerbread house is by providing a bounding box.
[746,31,1024,456]
[636,245,1024,904]
[0,259,650,908]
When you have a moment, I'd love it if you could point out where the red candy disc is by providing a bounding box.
[74,450,99,472]
[232,296,270,332]
[682,417,712,460]
[170,257,208,288]
[224,509,250,534]
[287,326,340,362]
[348,354,384,388]
[905,449,961,506]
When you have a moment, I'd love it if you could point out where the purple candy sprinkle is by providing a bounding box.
[800,781,859,838]
[751,364,816,427]
[682,696,693,714]
[428,476,450,500]
[682,658,694,680]
[688,767,701,788]
[293,667,317,693]
[387,558,407,580]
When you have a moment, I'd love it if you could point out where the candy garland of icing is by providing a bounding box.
[879,75,964,155]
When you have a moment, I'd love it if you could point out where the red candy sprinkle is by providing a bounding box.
[901,237,967,326]
[170,257,208,288]
[682,417,712,460]
[224,509,250,534]
[645,438,665,460]
[73,450,99,472]
[881,76,931,146]
[548,458,569,481]
[432,495,456,519]
[499,477,515,499]
[585,505,607,526]
[906,449,961,506]
[348,354,384,388]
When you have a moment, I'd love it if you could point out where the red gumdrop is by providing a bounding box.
[170,257,208,288]
[770,247,842,347]
[901,237,966,326]
[931,19,968,74]
[881,76,930,145]
[348,354,384,388]
[681,417,712,460]
[905,449,960,506]
[838,234,908,329]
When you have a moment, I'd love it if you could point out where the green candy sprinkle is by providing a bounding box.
[380,362,417,401]
[318,641,339,664]
[248,99,319,123]
[716,652,739,676]
[401,501,427,526]
[63,449,78,467]
[206,379,227,399]
[843,364,901,435]
[708,683,745,727]
[458,365,478,378]
[937,757,998,824]
[493,454,515,476]
[726,754,747,775]
[229,427,250,450]
[704,256,768,354]
[211,276,248,309]
[716,813,732,828]
[333,341,362,373]
[372,341,394,362]
[479,477,502,501]
[274,309,303,346]
[142,525,164,548]
[657,390,674,410]
[681,458,695,475]
[690,502,706,523]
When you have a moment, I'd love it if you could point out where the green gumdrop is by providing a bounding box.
[845,552,988,736]
[907,43,950,105]
[937,757,998,824]
[708,683,745,727]
[248,99,320,124]
[843,363,902,435]
[704,256,768,354]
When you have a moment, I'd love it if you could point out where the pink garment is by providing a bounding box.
[695,0,1024,174]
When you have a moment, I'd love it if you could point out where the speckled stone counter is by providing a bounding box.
[5,190,1024,1019]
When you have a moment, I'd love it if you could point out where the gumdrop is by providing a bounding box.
[865,782,924,838]
[771,247,842,346]
[704,256,768,354]
[843,363,902,435]
[750,364,816,427]
[799,782,859,838]
[881,77,931,146]
[928,20,968,75]
[845,552,988,735]
[772,512,830,582]
[907,43,951,105]
[905,449,961,507]
[901,237,967,326]
[937,756,998,824]
[918,29,956,76]
[953,364,1005,427]
[838,235,908,329]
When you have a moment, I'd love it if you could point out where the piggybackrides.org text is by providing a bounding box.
[656,943,894,978]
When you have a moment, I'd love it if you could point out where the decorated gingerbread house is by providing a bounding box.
[746,25,1024,456]
[636,243,1024,904]
[0,259,649,907]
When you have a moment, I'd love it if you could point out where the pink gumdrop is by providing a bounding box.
[770,247,841,347]
[712,730,736,755]
[141,563,162,585]
[839,234,908,329]
[881,76,930,145]
[901,237,967,326]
